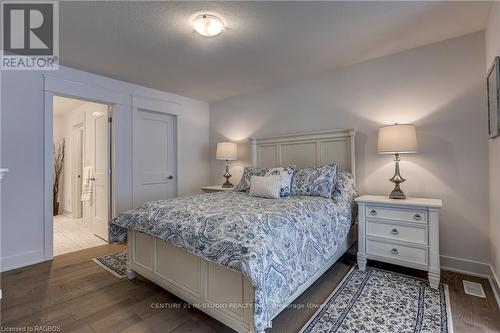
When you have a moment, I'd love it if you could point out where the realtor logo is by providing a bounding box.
[1,1,59,70]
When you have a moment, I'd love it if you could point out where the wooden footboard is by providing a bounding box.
[127,230,255,332]
[127,223,357,333]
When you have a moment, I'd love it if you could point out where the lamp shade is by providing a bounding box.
[216,142,237,160]
[377,124,417,154]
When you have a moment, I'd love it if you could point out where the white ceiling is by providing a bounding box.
[60,1,491,102]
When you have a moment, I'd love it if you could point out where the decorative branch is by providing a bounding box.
[53,139,65,215]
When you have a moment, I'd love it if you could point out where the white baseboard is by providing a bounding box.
[61,209,73,217]
[440,255,492,278]
[1,250,46,272]
[489,265,500,311]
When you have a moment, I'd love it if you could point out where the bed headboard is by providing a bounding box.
[249,129,356,179]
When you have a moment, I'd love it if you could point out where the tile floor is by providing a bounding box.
[53,214,107,256]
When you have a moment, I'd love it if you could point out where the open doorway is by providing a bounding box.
[52,96,111,256]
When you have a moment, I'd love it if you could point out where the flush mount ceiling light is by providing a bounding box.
[192,14,224,37]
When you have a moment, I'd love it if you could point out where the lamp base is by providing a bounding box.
[222,160,233,188]
[388,153,406,200]
[389,183,406,200]
[222,181,233,188]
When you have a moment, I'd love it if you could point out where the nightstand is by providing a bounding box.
[355,195,443,289]
[201,185,234,193]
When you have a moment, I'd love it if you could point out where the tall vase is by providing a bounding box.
[53,201,59,216]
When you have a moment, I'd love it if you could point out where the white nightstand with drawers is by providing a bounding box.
[355,195,443,289]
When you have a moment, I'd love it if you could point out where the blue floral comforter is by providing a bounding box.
[110,188,355,332]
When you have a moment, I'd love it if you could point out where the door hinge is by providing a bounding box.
[108,169,112,175]
[108,117,112,123]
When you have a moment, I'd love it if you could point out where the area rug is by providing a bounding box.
[300,266,453,333]
[92,251,127,279]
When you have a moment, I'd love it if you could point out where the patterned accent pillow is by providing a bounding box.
[332,171,357,201]
[249,175,281,199]
[291,164,338,198]
[264,165,295,197]
[332,171,358,223]
[234,167,268,192]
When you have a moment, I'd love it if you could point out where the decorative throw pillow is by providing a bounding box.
[249,175,281,199]
[291,164,338,198]
[234,167,268,192]
[332,171,357,201]
[264,165,295,197]
[332,171,358,223]
[332,171,358,208]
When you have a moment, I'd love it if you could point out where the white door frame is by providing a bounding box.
[43,75,129,260]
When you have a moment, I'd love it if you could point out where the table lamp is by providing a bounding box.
[377,124,417,199]
[216,142,237,188]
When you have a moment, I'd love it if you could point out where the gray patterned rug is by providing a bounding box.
[93,251,127,278]
[301,266,453,333]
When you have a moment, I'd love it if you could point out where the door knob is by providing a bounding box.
[167,175,174,180]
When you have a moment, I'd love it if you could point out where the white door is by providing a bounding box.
[91,109,110,240]
[133,110,176,208]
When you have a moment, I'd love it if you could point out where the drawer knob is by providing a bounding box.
[413,214,422,221]
[391,228,399,235]
[391,248,399,255]
[369,209,377,216]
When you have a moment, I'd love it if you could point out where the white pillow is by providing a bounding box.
[264,166,294,197]
[249,175,281,199]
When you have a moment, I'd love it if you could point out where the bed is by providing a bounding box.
[110,129,357,333]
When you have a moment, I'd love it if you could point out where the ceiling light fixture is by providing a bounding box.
[192,14,224,37]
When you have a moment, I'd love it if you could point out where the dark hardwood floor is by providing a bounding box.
[1,244,499,333]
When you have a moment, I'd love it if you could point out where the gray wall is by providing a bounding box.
[210,32,490,268]
[486,3,500,282]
